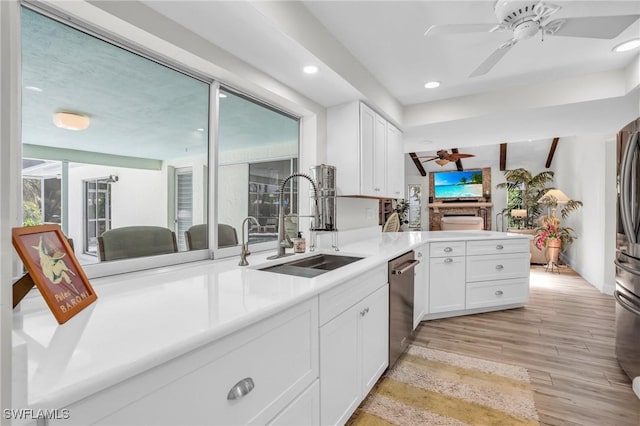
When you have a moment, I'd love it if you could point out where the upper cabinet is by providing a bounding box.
[327,102,404,199]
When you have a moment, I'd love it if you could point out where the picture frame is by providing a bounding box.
[12,224,97,324]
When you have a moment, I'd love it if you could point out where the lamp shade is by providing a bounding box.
[511,209,527,219]
[53,112,90,131]
[539,188,570,205]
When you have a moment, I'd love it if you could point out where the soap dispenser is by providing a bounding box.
[294,232,306,253]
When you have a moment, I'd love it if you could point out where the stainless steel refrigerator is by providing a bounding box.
[615,117,640,384]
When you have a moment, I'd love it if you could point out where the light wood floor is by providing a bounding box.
[413,265,640,426]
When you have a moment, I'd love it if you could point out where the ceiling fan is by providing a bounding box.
[424,0,640,77]
[420,149,475,166]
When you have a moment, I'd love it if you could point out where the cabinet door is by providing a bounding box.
[386,123,404,199]
[320,305,360,426]
[360,284,389,396]
[359,103,377,196]
[413,245,428,328]
[373,113,387,196]
[429,256,466,313]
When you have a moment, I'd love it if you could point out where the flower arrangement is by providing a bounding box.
[533,216,576,250]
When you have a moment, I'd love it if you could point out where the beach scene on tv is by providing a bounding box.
[434,170,483,198]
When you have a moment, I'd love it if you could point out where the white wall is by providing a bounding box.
[551,133,616,293]
[335,197,379,230]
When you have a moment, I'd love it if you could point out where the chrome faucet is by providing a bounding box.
[239,216,259,266]
[268,173,320,259]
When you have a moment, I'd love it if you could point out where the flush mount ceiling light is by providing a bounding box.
[613,38,640,52]
[424,81,440,89]
[219,93,227,98]
[53,112,90,131]
[25,86,43,92]
[303,65,319,74]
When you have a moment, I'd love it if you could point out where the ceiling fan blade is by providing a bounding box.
[424,23,499,37]
[450,153,475,160]
[544,15,640,39]
[469,39,516,78]
[420,157,438,163]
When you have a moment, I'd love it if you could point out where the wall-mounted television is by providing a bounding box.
[433,169,484,200]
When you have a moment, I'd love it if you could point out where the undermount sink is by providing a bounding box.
[259,254,364,278]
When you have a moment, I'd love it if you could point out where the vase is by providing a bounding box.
[546,238,562,269]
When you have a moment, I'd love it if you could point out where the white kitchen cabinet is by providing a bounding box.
[320,283,389,426]
[429,255,466,313]
[53,299,319,426]
[465,239,530,310]
[386,123,404,198]
[413,244,428,328]
[327,101,404,198]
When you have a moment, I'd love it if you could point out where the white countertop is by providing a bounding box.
[12,230,527,409]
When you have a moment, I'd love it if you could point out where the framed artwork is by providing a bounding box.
[12,224,97,324]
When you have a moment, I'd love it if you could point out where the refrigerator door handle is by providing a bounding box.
[614,259,640,276]
[620,131,639,244]
[614,289,640,317]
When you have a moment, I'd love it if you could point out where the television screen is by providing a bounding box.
[433,170,483,199]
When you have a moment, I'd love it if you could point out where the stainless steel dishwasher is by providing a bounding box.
[388,251,420,367]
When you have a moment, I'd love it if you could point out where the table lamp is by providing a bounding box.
[510,209,527,229]
[539,189,570,217]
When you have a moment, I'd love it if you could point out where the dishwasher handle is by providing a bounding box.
[391,259,420,275]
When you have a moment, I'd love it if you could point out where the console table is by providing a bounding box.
[428,202,493,231]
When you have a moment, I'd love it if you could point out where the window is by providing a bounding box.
[217,88,299,251]
[175,168,193,251]
[21,6,210,273]
[83,178,112,257]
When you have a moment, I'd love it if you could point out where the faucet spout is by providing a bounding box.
[239,216,259,266]
[268,173,320,260]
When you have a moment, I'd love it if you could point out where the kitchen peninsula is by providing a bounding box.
[12,230,529,426]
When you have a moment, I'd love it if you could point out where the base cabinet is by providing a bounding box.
[320,284,389,426]
[52,300,319,426]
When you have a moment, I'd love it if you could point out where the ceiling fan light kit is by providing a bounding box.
[424,0,640,77]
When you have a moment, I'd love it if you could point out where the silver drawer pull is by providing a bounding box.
[417,252,423,258]
[360,307,370,316]
[444,247,453,252]
[496,264,504,270]
[227,377,255,400]
[495,290,504,296]
[496,244,504,250]
[444,258,453,263]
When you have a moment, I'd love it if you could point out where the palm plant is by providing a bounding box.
[496,168,555,228]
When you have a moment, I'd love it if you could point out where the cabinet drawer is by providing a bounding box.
[466,278,529,309]
[430,241,466,257]
[93,300,318,426]
[466,253,530,282]
[319,263,387,325]
[466,238,529,255]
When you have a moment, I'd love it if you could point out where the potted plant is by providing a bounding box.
[392,198,410,230]
[533,215,576,251]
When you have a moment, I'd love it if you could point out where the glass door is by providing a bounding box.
[84,178,112,256]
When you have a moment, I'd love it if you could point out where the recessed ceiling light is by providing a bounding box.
[53,112,90,131]
[303,65,319,74]
[613,38,640,52]
[219,93,227,98]
[25,86,43,92]
[424,81,440,89]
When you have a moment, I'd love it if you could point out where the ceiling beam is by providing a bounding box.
[500,143,507,171]
[545,137,560,168]
[451,148,463,171]
[409,152,426,176]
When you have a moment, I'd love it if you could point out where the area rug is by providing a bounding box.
[347,345,540,426]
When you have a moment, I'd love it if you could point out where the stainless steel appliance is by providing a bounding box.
[388,251,419,367]
[615,117,640,383]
